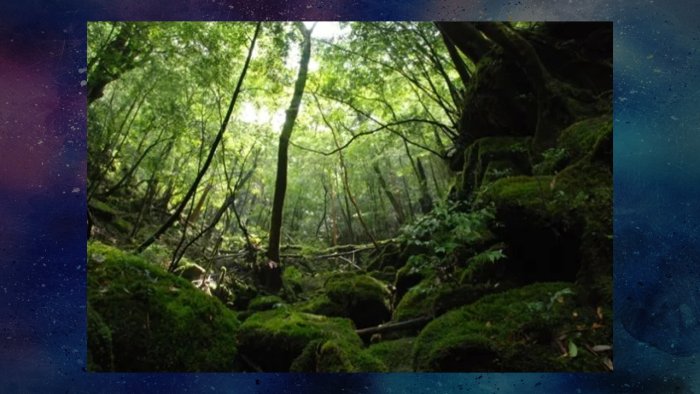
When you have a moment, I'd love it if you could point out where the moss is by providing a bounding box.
[248,295,285,312]
[324,273,391,328]
[413,282,610,372]
[295,293,346,317]
[393,279,439,322]
[89,199,120,217]
[173,261,206,281]
[457,137,531,199]
[557,115,611,162]
[364,337,415,371]
[552,155,612,299]
[87,306,114,371]
[394,255,433,303]
[433,283,504,316]
[88,241,240,371]
[291,338,387,372]
[478,175,554,213]
[458,244,507,284]
[237,308,362,371]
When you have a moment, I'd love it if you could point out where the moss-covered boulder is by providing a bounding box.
[551,150,612,302]
[237,308,361,371]
[557,115,612,164]
[291,338,387,372]
[87,306,114,371]
[477,175,582,282]
[394,255,434,304]
[394,279,503,323]
[364,337,416,371]
[413,282,610,371]
[295,293,347,317]
[324,273,392,328]
[87,242,241,372]
[393,279,439,322]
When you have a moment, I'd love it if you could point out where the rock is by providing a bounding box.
[394,255,433,304]
[237,309,361,371]
[291,338,386,372]
[413,282,610,371]
[477,175,581,283]
[87,242,241,371]
[363,337,416,372]
[393,279,439,322]
[324,273,392,328]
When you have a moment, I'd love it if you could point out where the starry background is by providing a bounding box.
[1,0,698,392]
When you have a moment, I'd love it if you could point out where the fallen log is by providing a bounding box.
[355,316,433,337]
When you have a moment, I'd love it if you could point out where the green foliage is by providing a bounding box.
[400,202,493,255]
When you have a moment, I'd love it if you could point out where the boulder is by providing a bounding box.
[237,309,360,371]
[413,282,610,371]
[87,242,240,372]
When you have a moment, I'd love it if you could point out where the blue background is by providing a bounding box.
[1,0,698,392]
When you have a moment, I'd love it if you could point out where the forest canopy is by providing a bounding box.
[87,21,612,372]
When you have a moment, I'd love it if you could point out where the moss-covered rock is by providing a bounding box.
[87,241,241,372]
[393,279,439,322]
[557,115,611,163]
[394,279,503,324]
[394,255,434,304]
[477,175,582,283]
[324,273,392,328]
[237,308,361,371]
[551,152,612,302]
[87,306,114,371]
[413,282,610,372]
[295,293,346,317]
[291,338,387,372]
[364,337,416,372]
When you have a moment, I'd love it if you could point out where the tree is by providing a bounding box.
[263,23,315,292]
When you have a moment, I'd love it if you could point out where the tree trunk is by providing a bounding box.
[435,22,493,64]
[373,163,405,224]
[265,24,314,292]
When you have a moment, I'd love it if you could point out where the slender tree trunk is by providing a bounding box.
[136,22,261,254]
[416,157,433,214]
[373,163,405,224]
[265,24,314,292]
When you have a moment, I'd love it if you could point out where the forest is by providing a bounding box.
[86,21,612,372]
